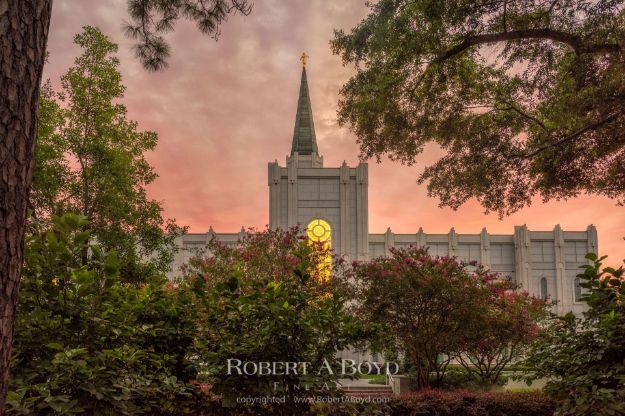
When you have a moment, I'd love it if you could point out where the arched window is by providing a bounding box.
[540,277,548,300]
[306,219,332,281]
[574,277,582,302]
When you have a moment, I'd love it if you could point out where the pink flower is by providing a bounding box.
[287,255,299,266]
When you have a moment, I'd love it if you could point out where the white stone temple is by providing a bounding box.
[171,60,597,316]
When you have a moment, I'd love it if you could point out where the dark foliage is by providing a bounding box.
[523,253,625,416]
[8,214,201,415]
[332,0,625,216]
[124,0,252,70]
[195,390,556,416]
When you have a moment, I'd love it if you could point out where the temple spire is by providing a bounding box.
[291,54,318,156]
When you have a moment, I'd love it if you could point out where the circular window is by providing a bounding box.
[307,219,331,243]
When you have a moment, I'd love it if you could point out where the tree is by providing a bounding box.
[33,27,181,282]
[183,228,367,410]
[332,0,625,217]
[351,247,492,388]
[352,247,547,388]
[0,1,251,409]
[456,288,547,385]
[523,254,625,416]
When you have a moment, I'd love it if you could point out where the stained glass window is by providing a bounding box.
[307,219,332,281]
[307,219,331,243]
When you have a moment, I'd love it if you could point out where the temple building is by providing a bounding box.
[171,57,597,317]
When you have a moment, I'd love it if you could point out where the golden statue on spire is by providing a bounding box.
[300,52,309,67]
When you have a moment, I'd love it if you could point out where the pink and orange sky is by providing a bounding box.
[45,0,624,263]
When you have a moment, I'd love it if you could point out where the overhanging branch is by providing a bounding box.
[497,102,548,131]
[524,110,624,158]
[435,29,620,64]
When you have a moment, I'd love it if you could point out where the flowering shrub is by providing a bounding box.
[182,227,340,293]
[351,247,548,388]
[183,227,369,408]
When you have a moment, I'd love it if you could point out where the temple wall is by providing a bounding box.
[367,225,597,315]
[171,224,596,316]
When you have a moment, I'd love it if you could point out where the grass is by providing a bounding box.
[507,387,541,393]
[366,374,387,385]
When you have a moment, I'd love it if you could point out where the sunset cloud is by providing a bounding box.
[45,0,624,263]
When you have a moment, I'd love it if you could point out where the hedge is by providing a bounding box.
[195,390,556,416]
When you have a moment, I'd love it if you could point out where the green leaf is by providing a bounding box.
[46,342,64,351]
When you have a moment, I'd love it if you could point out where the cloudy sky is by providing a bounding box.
[45,0,623,263]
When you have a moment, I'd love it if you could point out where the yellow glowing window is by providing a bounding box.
[307,219,332,243]
[306,219,332,281]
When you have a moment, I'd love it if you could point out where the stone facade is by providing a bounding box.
[171,64,597,317]
[268,157,369,262]
[367,225,597,316]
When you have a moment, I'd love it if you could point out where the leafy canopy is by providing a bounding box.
[33,27,184,282]
[332,0,625,216]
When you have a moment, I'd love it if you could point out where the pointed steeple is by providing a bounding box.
[291,55,318,156]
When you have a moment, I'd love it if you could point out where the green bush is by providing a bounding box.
[523,253,625,416]
[8,214,202,415]
[403,366,508,391]
[9,219,369,415]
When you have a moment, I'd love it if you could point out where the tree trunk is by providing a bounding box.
[0,0,52,412]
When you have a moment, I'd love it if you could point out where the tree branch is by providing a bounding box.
[411,28,621,93]
[547,0,559,15]
[498,102,548,131]
[524,110,624,158]
[435,29,620,64]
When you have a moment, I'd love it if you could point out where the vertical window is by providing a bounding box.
[307,219,332,281]
[574,277,582,302]
[540,277,548,300]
